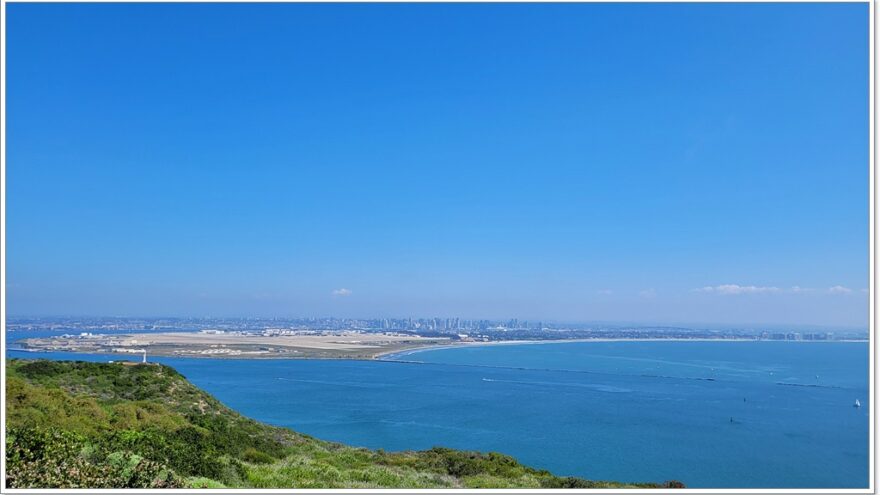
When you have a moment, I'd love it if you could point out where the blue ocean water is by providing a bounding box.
[5,339,868,488]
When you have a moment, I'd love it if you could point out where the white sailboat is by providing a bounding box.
[854,399,861,408]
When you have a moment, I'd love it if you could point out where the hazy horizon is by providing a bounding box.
[4,313,869,333]
[7,3,869,327]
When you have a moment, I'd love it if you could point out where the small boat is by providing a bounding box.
[854,399,861,408]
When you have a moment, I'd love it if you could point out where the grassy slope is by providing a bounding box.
[5,359,683,489]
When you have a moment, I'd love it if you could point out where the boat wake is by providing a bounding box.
[481,377,631,393]
[775,382,846,390]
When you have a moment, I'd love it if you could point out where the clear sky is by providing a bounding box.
[6,3,870,327]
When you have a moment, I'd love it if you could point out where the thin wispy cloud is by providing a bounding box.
[828,285,853,294]
[331,288,352,297]
[597,289,614,295]
[695,284,780,295]
[695,284,860,296]
[790,286,815,293]
[639,288,656,299]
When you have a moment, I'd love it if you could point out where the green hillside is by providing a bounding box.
[5,359,684,489]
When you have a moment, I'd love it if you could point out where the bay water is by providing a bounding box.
[5,339,868,488]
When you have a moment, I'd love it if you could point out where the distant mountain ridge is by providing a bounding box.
[5,358,683,489]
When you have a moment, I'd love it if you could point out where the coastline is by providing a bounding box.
[7,337,868,363]
[374,337,871,360]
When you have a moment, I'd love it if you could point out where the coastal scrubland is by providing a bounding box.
[5,359,683,489]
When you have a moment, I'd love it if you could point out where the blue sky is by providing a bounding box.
[6,3,869,326]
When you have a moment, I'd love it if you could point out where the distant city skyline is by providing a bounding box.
[6,314,868,333]
[6,3,870,326]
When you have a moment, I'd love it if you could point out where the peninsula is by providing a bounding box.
[15,330,451,359]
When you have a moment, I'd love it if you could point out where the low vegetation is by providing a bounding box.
[5,359,684,489]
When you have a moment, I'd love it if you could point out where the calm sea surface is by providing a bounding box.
[5,338,869,488]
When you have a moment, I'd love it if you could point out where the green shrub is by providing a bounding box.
[187,476,228,488]
[242,447,276,464]
[5,426,182,488]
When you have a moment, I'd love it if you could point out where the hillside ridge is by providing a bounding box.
[5,358,684,489]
